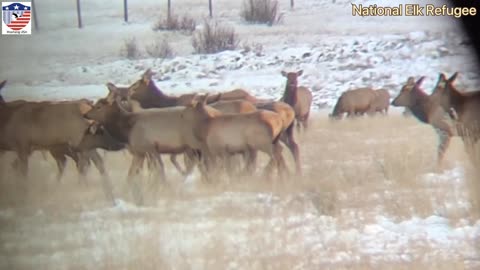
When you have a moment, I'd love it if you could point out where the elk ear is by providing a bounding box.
[106,83,119,104]
[414,76,426,88]
[449,72,459,83]
[202,94,209,105]
[106,82,119,93]
[435,73,448,89]
[406,77,415,85]
[281,71,287,77]
[297,70,303,77]
[142,69,155,84]
[0,80,6,91]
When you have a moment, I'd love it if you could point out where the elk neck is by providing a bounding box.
[282,82,298,106]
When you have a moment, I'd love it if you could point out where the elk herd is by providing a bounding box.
[0,69,312,205]
[0,69,479,206]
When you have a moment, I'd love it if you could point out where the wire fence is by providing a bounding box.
[30,0,295,31]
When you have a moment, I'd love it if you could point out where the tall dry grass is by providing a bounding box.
[0,114,478,269]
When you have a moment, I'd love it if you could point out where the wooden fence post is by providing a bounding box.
[124,0,128,22]
[76,0,82,28]
[31,0,39,31]
[167,0,171,20]
[208,0,212,18]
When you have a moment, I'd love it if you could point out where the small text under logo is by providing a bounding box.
[2,2,32,35]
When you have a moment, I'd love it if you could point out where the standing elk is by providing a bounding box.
[280,70,313,131]
[391,76,457,165]
[431,72,480,161]
[84,87,205,206]
[181,94,287,181]
[124,69,301,174]
[0,99,121,204]
[0,84,121,186]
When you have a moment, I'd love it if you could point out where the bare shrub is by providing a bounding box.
[241,0,283,26]
[242,41,264,56]
[192,19,239,54]
[145,37,175,59]
[153,13,197,33]
[121,37,140,59]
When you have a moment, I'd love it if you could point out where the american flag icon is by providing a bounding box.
[2,2,31,31]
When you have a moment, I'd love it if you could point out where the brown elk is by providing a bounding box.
[371,89,390,115]
[391,76,457,164]
[431,72,480,160]
[330,88,377,119]
[181,94,287,181]
[281,70,313,131]
[126,69,266,108]
[0,90,121,184]
[85,87,205,205]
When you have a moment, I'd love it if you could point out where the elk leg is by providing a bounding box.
[127,154,145,206]
[183,149,198,176]
[16,147,30,180]
[242,148,256,175]
[302,112,310,130]
[88,149,116,206]
[49,149,67,182]
[435,128,451,166]
[282,123,301,174]
[273,142,287,179]
[152,153,166,183]
[170,154,187,176]
[89,150,107,176]
[261,144,277,180]
[74,152,91,186]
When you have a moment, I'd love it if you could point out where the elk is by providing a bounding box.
[181,94,287,181]
[85,87,204,205]
[391,76,457,164]
[0,89,119,183]
[330,88,377,119]
[431,72,480,160]
[280,70,313,131]
[371,89,390,115]
[126,69,265,109]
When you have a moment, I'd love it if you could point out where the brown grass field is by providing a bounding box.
[0,114,479,269]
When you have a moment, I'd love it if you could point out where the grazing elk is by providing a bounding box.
[181,94,287,181]
[391,76,457,164]
[281,70,313,131]
[330,88,377,119]
[431,72,480,160]
[371,89,390,115]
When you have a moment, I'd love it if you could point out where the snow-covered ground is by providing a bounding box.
[0,0,479,269]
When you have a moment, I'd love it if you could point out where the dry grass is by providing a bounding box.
[192,19,239,54]
[240,0,283,26]
[0,114,479,269]
[152,13,197,34]
[121,37,140,60]
[145,36,175,59]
